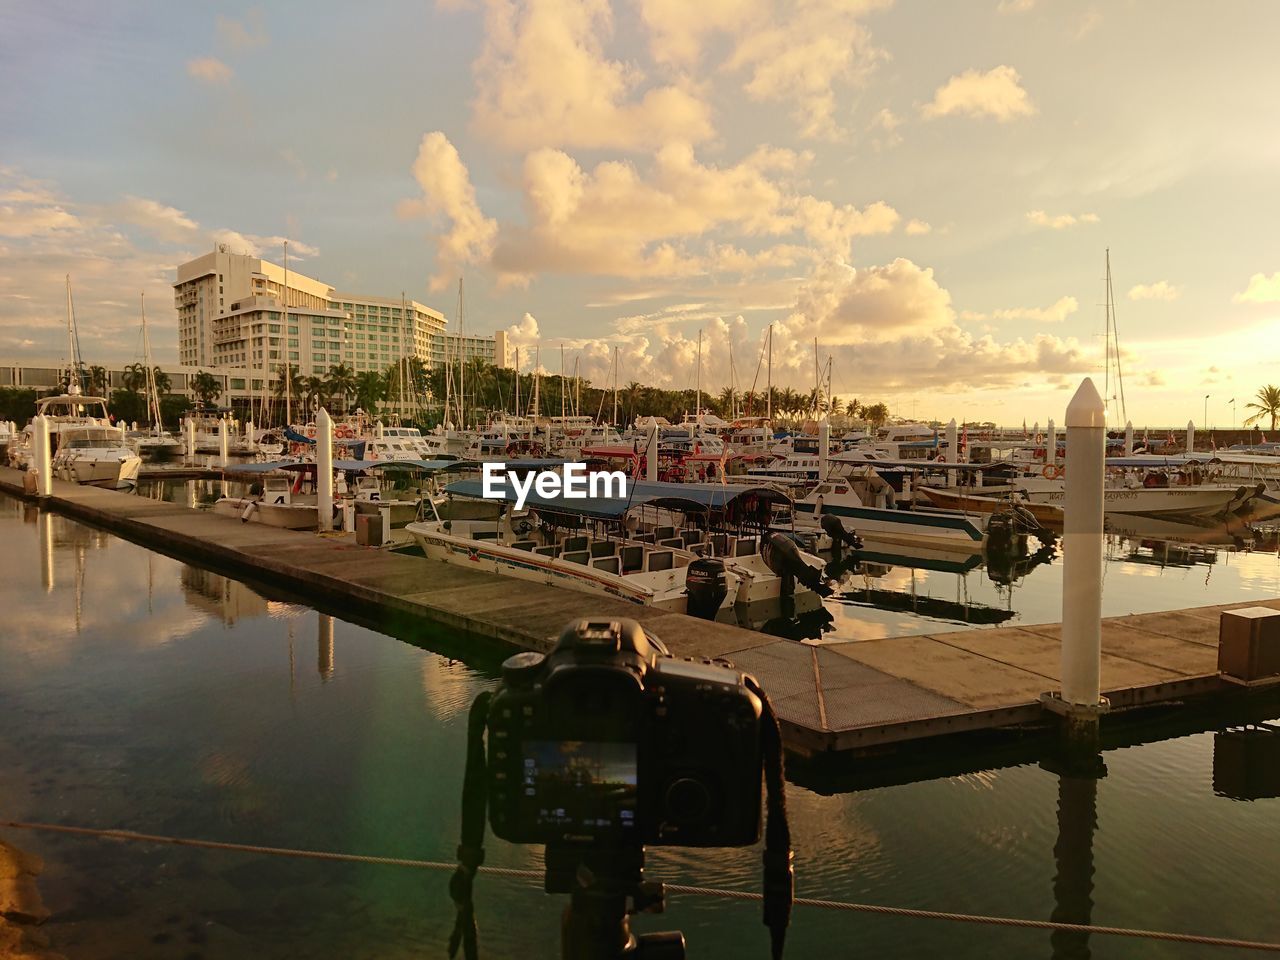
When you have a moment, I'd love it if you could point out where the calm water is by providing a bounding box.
[2,493,1279,958]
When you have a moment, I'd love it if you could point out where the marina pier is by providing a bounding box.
[4,463,1275,761]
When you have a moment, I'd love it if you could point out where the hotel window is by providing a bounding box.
[289,352,299,361]
[288,339,298,347]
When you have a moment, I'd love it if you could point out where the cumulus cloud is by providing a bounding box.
[781,258,953,344]
[1233,272,1280,304]
[921,65,1036,122]
[466,0,712,151]
[113,196,199,242]
[398,132,499,290]
[186,56,233,84]
[209,229,319,259]
[996,0,1036,12]
[483,143,901,282]
[1128,280,1180,301]
[1026,209,1099,229]
[984,296,1079,324]
[640,0,890,138]
[904,219,932,235]
[868,107,903,149]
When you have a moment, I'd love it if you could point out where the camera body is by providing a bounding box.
[486,618,763,849]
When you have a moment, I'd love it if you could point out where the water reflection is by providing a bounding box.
[4,495,1280,958]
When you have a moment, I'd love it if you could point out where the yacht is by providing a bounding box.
[8,390,141,490]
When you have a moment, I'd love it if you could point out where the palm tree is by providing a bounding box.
[86,365,108,397]
[191,370,222,405]
[324,363,357,413]
[1244,384,1280,431]
[354,370,386,415]
[122,362,147,394]
[302,376,324,414]
[152,367,171,395]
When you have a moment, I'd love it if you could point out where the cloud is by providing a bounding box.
[781,258,953,344]
[483,142,900,282]
[466,0,713,151]
[868,107,903,149]
[983,296,1078,324]
[921,65,1036,122]
[1026,209,1099,230]
[398,132,499,290]
[1233,272,1280,304]
[208,229,319,259]
[640,0,890,139]
[904,219,932,236]
[216,10,268,50]
[1128,280,1180,301]
[113,196,199,242]
[186,56,233,84]
[996,0,1035,12]
[1142,370,1166,386]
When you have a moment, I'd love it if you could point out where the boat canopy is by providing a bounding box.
[225,456,567,476]
[442,476,792,523]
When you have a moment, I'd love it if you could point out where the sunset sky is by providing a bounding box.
[3,0,1279,426]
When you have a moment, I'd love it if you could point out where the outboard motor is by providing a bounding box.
[763,533,827,597]
[685,556,729,619]
[820,513,864,558]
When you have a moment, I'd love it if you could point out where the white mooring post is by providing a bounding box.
[645,421,659,482]
[1046,418,1056,468]
[1052,377,1109,747]
[34,415,53,496]
[218,419,229,468]
[1185,420,1195,455]
[185,417,196,464]
[317,408,334,532]
[818,419,830,482]
[945,418,957,464]
[1124,420,1134,457]
[246,419,255,453]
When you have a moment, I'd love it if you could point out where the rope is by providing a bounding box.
[4,819,1279,952]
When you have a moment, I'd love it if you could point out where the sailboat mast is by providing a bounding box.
[560,344,566,422]
[1104,249,1111,418]
[696,329,702,419]
[612,345,618,427]
[457,278,465,430]
[64,275,82,393]
[766,323,773,421]
[514,346,520,417]
[1107,251,1127,423]
[814,337,820,416]
[141,292,161,430]
[532,346,540,420]
[283,240,291,426]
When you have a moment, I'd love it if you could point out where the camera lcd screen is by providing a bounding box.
[522,740,638,834]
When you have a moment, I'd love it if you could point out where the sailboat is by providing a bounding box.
[129,292,182,457]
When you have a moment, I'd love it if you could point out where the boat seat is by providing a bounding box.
[680,530,704,547]
[563,550,591,565]
[734,538,757,557]
[589,541,618,558]
[634,533,655,544]
[689,543,710,557]
[653,526,677,541]
[563,535,589,552]
[592,556,621,575]
[474,530,499,540]
[708,533,729,555]
[511,540,537,551]
[619,545,644,573]
[534,544,559,557]
[659,537,684,549]
[646,550,675,572]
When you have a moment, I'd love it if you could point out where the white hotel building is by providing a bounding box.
[174,246,504,377]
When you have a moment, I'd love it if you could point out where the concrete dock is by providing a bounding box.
[3,465,1277,758]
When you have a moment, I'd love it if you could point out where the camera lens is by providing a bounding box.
[665,777,712,824]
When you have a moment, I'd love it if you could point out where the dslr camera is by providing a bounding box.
[486,618,764,849]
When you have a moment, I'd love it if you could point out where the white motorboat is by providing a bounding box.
[1010,474,1247,517]
[9,391,142,490]
[52,425,142,489]
[788,466,989,553]
[211,474,319,530]
[406,476,829,618]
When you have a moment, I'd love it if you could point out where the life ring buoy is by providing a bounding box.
[1042,464,1063,480]
[336,425,355,440]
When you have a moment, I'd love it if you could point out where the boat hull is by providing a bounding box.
[793,502,986,552]
[212,497,318,530]
[1012,480,1242,517]
[53,454,141,490]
